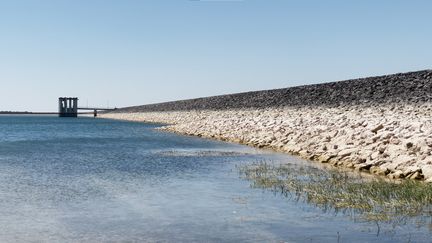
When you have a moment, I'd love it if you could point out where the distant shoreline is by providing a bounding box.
[0,111,58,115]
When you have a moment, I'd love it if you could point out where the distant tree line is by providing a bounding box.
[0,111,32,114]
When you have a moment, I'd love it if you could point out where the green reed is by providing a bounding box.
[238,161,432,224]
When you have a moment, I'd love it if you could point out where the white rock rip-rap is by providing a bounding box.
[101,102,432,181]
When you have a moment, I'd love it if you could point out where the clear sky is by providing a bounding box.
[0,0,431,111]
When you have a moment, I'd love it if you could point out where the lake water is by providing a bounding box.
[0,116,430,242]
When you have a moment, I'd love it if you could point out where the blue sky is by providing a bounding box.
[0,0,431,111]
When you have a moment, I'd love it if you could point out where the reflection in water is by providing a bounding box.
[0,116,431,242]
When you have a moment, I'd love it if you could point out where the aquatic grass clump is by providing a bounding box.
[238,161,432,224]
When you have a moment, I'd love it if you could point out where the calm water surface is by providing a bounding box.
[0,116,430,242]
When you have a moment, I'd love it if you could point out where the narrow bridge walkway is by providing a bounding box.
[77,107,117,117]
[77,107,116,111]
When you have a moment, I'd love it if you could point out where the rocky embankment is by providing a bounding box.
[101,70,432,181]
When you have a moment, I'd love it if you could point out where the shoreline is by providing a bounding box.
[101,70,432,181]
